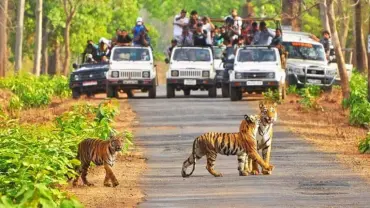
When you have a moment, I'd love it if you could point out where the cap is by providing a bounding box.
[87,54,93,59]
[136,17,143,22]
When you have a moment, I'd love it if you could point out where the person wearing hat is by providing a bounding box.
[173,9,189,43]
[82,40,98,63]
[133,17,149,46]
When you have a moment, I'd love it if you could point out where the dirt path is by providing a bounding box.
[69,95,146,208]
[278,88,370,181]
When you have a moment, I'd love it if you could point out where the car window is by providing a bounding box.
[173,48,211,62]
[112,48,151,61]
[237,49,276,62]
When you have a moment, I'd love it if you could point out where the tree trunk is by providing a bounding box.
[33,0,43,76]
[15,0,25,73]
[41,17,49,74]
[282,0,301,31]
[242,0,254,18]
[368,18,370,102]
[62,19,72,76]
[48,41,60,75]
[0,0,8,77]
[319,0,330,33]
[337,0,349,48]
[327,0,350,100]
[354,0,368,73]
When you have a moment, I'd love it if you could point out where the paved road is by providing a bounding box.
[130,86,370,208]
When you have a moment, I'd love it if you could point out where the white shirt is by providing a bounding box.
[173,15,189,37]
[202,23,212,45]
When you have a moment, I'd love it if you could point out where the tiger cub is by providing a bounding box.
[244,102,277,175]
[73,136,123,187]
[181,114,274,177]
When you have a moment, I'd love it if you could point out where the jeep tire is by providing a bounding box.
[183,89,191,96]
[107,85,118,98]
[208,84,217,98]
[221,83,230,98]
[230,86,241,101]
[72,89,80,99]
[167,84,175,98]
[148,83,156,98]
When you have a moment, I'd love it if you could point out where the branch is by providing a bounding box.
[282,3,319,21]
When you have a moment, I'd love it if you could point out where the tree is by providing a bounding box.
[61,0,84,76]
[15,0,25,73]
[327,0,350,99]
[336,0,350,48]
[282,0,301,31]
[0,0,8,77]
[33,0,43,76]
[319,0,330,33]
[354,0,368,73]
[368,17,370,102]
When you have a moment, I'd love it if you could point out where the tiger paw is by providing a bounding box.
[250,170,260,175]
[213,173,223,177]
[104,183,112,187]
[112,181,119,187]
[85,182,94,186]
[239,171,249,176]
[266,165,274,171]
[262,169,272,175]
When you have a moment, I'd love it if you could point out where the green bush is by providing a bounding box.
[342,72,370,126]
[0,74,71,111]
[359,132,370,154]
[0,100,132,207]
[263,89,280,104]
[287,85,298,95]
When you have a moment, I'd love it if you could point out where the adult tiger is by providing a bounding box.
[181,114,274,177]
[243,102,277,175]
[72,136,123,187]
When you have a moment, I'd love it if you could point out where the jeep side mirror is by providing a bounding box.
[72,63,78,69]
[165,58,170,64]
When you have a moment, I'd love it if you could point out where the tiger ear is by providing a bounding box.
[259,101,265,110]
[244,114,251,123]
[273,102,278,107]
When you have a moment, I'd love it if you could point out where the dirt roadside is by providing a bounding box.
[69,95,146,208]
[277,88,370,181]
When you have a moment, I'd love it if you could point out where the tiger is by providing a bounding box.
[181,114,274,177]
[72,136,123,187]
[242,102,277,175]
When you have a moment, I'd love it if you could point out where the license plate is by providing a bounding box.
[307,79,322,84]
[82,81,97,86]
[184,79,196,85]
[246,81,263,86]
[123,80,138,84]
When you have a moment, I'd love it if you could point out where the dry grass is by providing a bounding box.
[278,88,370,180]
[156,61,168,85]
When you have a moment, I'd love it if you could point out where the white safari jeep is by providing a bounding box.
[282,31,337,90]
[229,46,286,101]
[165,46,217,98]
[106,46,157,98]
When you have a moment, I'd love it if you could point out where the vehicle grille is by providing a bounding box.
[79,72,105,80]
[179,70,202,77]
[120,71,142,78]
[307,66,325,75]
[242,72,269,79]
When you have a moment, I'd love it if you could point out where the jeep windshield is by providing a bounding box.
[112,48,151,61]
[237,48,276,62]
[282,42,326,61]
[173,48,211,62]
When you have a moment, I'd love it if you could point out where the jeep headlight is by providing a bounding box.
[292,67,303,74]
[74,74,80,81]
[202,71,210,78]
[111,71,119,78]
[235,72,242,79]
[142,71,150,78]
[267,72,275,79]
[326,69,336,76]
[171,70,179,77]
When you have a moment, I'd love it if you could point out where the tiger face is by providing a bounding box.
[259,102,278,125]
[109,136,123,152]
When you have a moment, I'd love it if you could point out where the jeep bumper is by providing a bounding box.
[107,79,155,89]
[69,80,107,94]
[167,78,215,89]
[288,73,335,87]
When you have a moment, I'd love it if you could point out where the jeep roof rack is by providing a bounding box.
[242,45,273,49]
